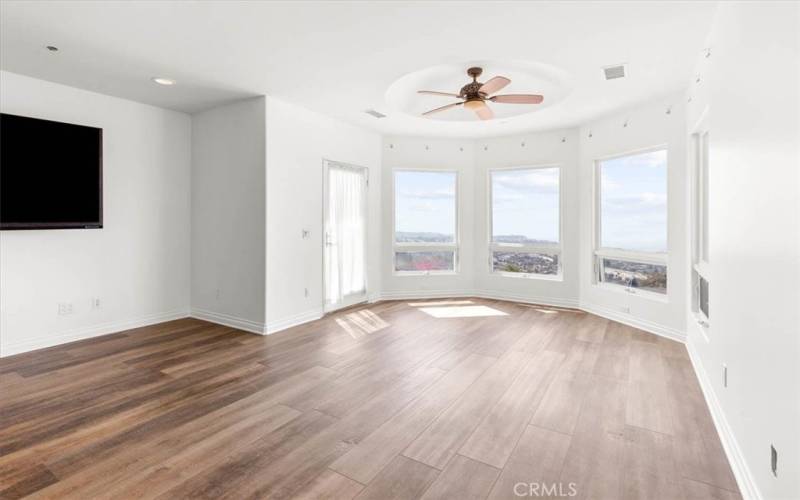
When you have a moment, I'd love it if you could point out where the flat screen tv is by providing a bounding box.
[1,113,103,230]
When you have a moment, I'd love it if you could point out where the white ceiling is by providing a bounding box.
[0,1,717,138]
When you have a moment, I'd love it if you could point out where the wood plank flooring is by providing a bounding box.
[0,298,741,499]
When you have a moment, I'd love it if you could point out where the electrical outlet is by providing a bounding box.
[620,306,630,314]
[771,445,778,477]
[304,287,309,298]
[723,364,728,388]
[215,288,221,301]
[58,302,73,315]
[91,297,101,309]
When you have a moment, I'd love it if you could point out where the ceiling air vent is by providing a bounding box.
[364,109,386,118]
[603,64,626,80]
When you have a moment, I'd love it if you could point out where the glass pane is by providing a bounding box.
[491,168,559,245]
[601,258,667,294]
[599,150,667,253]
[395,251,455,272]
[492,251,559,275]
[395,171,456,243]
[699,274,709,318]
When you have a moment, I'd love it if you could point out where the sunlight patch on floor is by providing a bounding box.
[335,309,390,339]
[418,305,508,318]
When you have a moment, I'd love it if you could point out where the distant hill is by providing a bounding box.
[493,234,558,245]
[395,232,453,243]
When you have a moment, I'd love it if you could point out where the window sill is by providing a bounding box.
[693,262,711,280]
[393,270,459,277]
[691,312,711,343]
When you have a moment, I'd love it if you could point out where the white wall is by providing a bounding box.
[191,97,266,332]
[684,3,799,499]
[265,97,381,332]
[0,71,191,356]
[381,137,477,297]
[474,129,580,307]
[578,94,688,340]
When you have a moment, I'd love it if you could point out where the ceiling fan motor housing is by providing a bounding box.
[462,67,487,100]
[460,81,486,99]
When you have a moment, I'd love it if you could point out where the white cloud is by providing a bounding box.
[493,170,559,194]
[401,187,455,200]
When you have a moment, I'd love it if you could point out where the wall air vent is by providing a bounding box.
[603,64,626,80]
[364,109,387,118]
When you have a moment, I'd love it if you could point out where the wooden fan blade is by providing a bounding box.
[490,94,544,104]
[418,90,461,98]
[422,101,464,116]
[479,76,511,95]
[475,103,494,120]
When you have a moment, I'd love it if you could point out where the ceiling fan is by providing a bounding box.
[418,67,543,120]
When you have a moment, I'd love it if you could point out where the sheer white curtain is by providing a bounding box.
[326,164,366,307]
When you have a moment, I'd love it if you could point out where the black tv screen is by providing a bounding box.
[1,113,103,230]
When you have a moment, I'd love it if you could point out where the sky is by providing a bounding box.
[600,149,668,253]
[491,167,559,243]
[395,171,457,239]
[394,150,666,253]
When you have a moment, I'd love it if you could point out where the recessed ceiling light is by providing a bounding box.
[152,77,176,86]
[45,45,59,52]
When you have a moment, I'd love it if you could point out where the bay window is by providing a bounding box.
[489,166,561,278]
[692,118,710,324]
[594,149,668,296]
[393,170,458,274]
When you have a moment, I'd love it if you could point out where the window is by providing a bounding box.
[692,121,710,324]
[489,166,561,277]
[595,149,668,295]
[694,130,710,264]
[393,170,457,274]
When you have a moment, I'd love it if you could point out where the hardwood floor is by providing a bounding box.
[0,298,741,499]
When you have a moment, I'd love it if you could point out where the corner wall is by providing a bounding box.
[265,97,382,332]
[683,3,799,499]
[0,71,192,356]
[190,97,266,332]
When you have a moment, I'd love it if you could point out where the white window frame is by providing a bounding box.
[392,168,459,276]
[592,146,669,300]
[488,164,563,280]
[691,110,711,329]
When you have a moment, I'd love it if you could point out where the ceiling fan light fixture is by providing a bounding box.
[463,99,485,111]
[417,67,543,120]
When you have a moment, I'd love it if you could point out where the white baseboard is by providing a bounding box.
[0,308,190,357]
[378,289,477,300]
[578,301,686,342]
[686,337,761,500]
[475,289,580,309]
[190,308,267,335]
[265,308,324,335]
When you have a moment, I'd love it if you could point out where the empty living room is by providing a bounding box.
[0,1,798,499]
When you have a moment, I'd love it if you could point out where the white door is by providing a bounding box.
[324,161,368,312]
